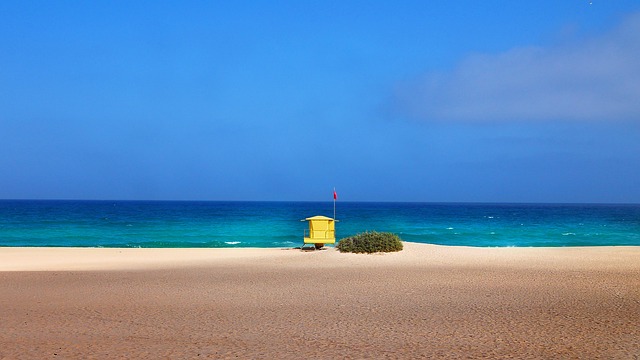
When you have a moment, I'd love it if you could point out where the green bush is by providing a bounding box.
[336,231,403,254]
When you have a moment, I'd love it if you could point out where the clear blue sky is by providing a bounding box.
[1,1,639,203]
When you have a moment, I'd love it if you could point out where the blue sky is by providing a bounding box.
[1,1,639,203]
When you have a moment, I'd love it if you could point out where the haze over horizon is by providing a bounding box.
[2,1,639,203]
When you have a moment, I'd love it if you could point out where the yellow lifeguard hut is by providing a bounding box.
[301,215,336,250]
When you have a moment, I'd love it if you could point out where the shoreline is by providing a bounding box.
[2,242,639,358]
[2,242,640,272]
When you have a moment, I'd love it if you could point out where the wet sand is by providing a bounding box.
[1,243,639,359]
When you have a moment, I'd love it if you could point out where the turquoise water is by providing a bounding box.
[0,200,639,248]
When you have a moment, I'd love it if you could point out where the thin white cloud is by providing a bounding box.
[396,12,640,122]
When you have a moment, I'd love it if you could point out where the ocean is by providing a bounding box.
[0,200,638,248]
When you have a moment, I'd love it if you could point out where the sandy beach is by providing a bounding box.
[1,243,639,359]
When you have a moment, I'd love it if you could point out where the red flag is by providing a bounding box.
[333,189,337,200]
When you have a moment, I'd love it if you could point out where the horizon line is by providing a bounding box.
[1,198,638,206]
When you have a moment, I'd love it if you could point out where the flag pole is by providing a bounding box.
[333,188,336,220]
